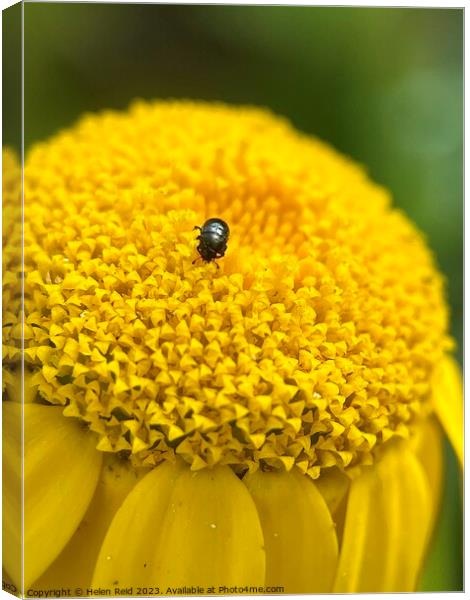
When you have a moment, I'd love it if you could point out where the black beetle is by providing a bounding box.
[193,218,230,266]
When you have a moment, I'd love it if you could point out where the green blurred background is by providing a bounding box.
[4,3,463,590]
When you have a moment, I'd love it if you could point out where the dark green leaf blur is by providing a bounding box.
[5,3,463,590]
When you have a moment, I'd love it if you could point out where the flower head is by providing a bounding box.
[2,101,462,593]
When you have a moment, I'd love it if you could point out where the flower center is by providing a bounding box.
[3,102,450,477]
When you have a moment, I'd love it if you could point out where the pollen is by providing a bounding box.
[3,102,450,477]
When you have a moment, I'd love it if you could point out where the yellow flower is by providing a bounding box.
[3,101,462,594]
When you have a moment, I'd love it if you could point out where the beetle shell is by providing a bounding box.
[195,218,230,263]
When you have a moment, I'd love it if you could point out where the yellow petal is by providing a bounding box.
[22,403,102,587]
[378,446,432,591]
[93,462,265,591]
[334,443,432,592]
[5,369,38,403]
[432,356,463,465]
[315,466,350,547]
[32,455,147,590]
[156,466,265,589]
[412,417,444,527]
[314,466,350,514]
[2,402,22,588]
[244,468,338,593]
[92,461,184,589]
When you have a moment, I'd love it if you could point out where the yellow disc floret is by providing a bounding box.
[3,102,450,477]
